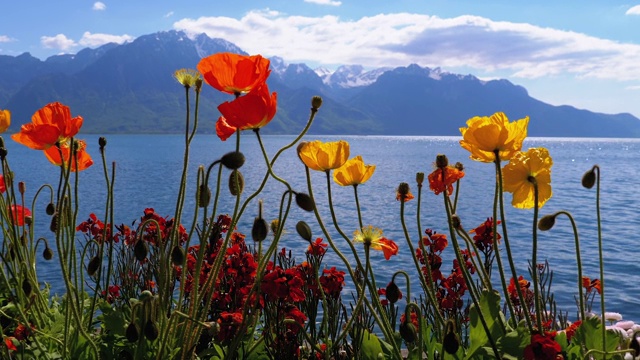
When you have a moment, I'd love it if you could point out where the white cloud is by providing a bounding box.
[625,5,640,15]
[164,11,174,18]
[93,2,106,11]
[79,32,133,47]
[625,85,640,90]
[0,35,15,43]
[41,34,77,51]
[304,0,342,6]
[173,11,640,81]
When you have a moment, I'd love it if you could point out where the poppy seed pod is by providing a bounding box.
[399,321,417,343]
[416,172,425,186]
[252,217,269,242]
[397,182,410,197]
[582,166,597,189]
[45,202,56,215]
[171,245,185,266]
[134,240,148,261]
[296,221,312,242]
[311,96,323,110]
[220,151,245,170]
[87,256,101,277]
[144,320,159,341]
[228,170,244,196]
[435,154,449,169]
[538,214,556,231]
[99,137,107,149]
[385,281,401,304]
[22,278,32,297]
[295,192,315,212]
[43,247,53,260]
[125,322,139,342]
[197,184,211,208]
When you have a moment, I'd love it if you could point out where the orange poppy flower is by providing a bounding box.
[12,102,83,150]
[44,139,93,172]
[217,84,277,131]
[9,205,31,226]
[215,116,237,141]
[428,166,465,195]
[197,53,271,94]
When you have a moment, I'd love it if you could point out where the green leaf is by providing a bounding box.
[465,289,505,359]
[361,329,384,360]
[496,322,530,360]
[574,317,623,360]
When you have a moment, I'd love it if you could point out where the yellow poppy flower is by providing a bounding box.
[298,140,349,172]
[333,155,375,186]
[0,109,10,133]
[353,225,398,260]
[459,112,529,163]
[502,147,553,209]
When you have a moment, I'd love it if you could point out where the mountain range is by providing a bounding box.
[1,30,639,137]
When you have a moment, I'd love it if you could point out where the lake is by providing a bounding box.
[6,134,640,322]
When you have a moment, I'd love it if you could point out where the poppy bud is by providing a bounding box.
[435,154,449,169]
[18,181,25,195]
[451,214,461,229]
[296,221,312,242]
[311,96,323,110]
[538,214,556,231]
[87,256,101,277]
[228,170,244,196]
[220,151,245,170]
[197,184,211,208]
[252,217,269,242]
[399,321,417,343]
[46,202,56,215]
[582,166,597,189]
[99,137,107,150]
[171,245,185,266]
[22,278,32,297]
[139,290,153,302]
[24,216,32,226]
[144,320,158,341]
[385,281,401,304]
[443,320,460,354]
[134,240,148,261]
[50,214,58,233]
[0,147,7,160]
[126,322,139,342]
[416,172,424,186]
[270,219,280,234]
[295,192,315,212]
[43,247,53,260]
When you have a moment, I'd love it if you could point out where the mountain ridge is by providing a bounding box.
[1,30,639,137]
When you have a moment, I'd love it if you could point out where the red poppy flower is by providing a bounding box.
[0,175,5,193]
[215,116,237,141]
[523,333,562,360]
[197,52,271,94]
[44,139,93,171]
[307,238,328,256]
[396,191,415,202]
[9,205,31,226]
[582,276,602,294]
[377,237,399,260]
[12,102,83,150]
[217,84,277,131]
[428,166,465,195]
[4,337,17,351]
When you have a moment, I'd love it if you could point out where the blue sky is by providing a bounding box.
[3,1,640,118]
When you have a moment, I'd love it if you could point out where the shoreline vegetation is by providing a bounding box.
[0,52,638,359]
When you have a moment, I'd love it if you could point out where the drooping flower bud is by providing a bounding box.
[451,214,461,229]
[144,320,159,341]
[538,214,557,231]
[134,240,148,261]
[443,320,460,354]
[228,170,244,196]
[22,278,32,297]
[87,256,101,277]
[126,322,139,342]
[295,192,315,212]
[171,245,185,266]
[311,96,323,110]
[46,202,56,216]
[197,184,211,208]
[582,166,597,189]
[139,290,153,302]
[385,281,401,304]
[252,217,269,242]
[50,214,58,233]
[399,320,417,343]
[43,247,54,260]
[220,151,245,170]
[296,221,312,242]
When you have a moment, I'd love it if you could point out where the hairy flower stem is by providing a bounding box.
[494,155,533,332]
[592,166,607,357]
[353,185,364,230]
[531,180,543,331]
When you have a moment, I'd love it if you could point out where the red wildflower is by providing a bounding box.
[261,266,306,302]
[582,276,602,294]
[523,333,562,360]
[43,139,93,172]
[5,337,17,351]
[0,175,5,193]
[564,320,581,342]
[428,166,464,195]
[216,311,244,343]
[9,205,31,226]
[307,238,328,256]
[197,52,271,95]
[215,116,236,141]
[284,305,307,333]
[469,217,501,252]
[217,83,277,131]
[11,102,83,150]
[508,275,533,306]
[319,267,345,299]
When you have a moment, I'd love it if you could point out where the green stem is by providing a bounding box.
[531,179,543,331]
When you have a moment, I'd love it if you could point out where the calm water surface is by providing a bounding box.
[7,135,640,322]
